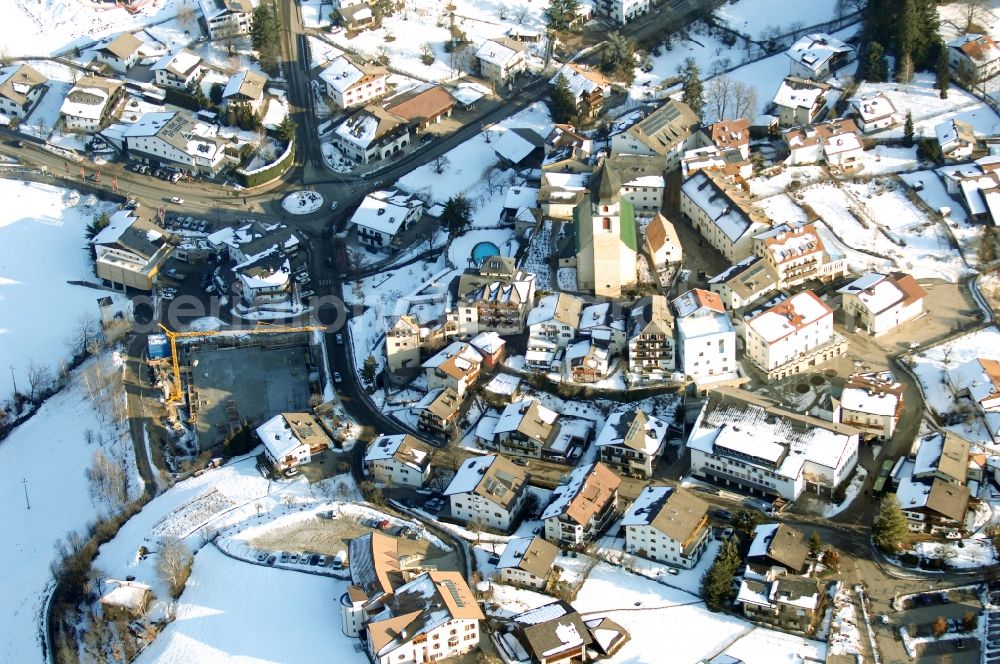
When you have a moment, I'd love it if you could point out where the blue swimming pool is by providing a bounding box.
[471,241,500,266]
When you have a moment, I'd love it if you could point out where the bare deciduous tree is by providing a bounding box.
[86,448,128,514]
[704,76,758,122]
[958,0,991,31]
[157,537,194,599]
[432,154,451,174]
[70,313,101,357]
[26,361,51,402]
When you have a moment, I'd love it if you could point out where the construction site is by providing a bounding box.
[147,326,328,451]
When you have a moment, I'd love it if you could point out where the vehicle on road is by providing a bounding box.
[15,140,25,148]
[743,498,775,515]
[92,155,106,165]
[333,371,342,383]
[335,333,344,344]
[421,133,434,142]
[170,196,184,204]
[330,201,338,210]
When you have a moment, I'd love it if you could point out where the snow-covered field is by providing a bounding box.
[715,0,843,38]
[716,627,827,664]
[135,546,360,664]
[914,537,997,569]
[0,358,137,664]
[8,0,191,56]
[572,562,751,663]
[398,101,551,203]
[0,180,127,398]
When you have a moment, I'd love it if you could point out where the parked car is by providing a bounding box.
[332,550,347,569]
[170,196,184,204]
[256,551,267,562]
[333,371,342,383]
[317,554,327,566]
[511,458,528,466]
[421,133,434,143]
[667,567,679,576]
[266,555,276,566]
[289,553,300,564]
[694,486,720,495]
[335,333,344,344]
[940,591,950,603]
[279,552,290,563]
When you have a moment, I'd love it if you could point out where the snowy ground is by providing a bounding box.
[8,0,192,56]
[135,546,360,664]
[397,102,551,203]
[281,190,325,215]
[913,537,997,569]
[715,627,827,664]
[909,326,1000,444]
[0,180,128,399]
[572,562,752,664]
[0,357,138,664]
[714,0,843,39]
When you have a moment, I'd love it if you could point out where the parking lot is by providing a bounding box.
[880,587,984,664]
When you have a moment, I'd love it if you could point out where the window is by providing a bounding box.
[602,217,611,230]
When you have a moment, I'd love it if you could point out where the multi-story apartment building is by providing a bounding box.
[542,462,620,546]
[672,288,737,384]
[199,0,253,39]
[448,256,536,337]
[90,209,173,291]
[319,55,387,109]
[838,272,926,336]
[475,38,527,88]
[60,76,125,132]
[744,290,847,382]
[627,295,676,378]
[363,433,433,488]
[680,169,770,263]
[422,341,483,398]
[622,486,711,568]
[837,371,905,441]
[595,0,650,26]
[0,64,47,120]
[610,99,699,173]
[595,409,669,479]
[445,454,528,531]
[495,536,558,590]
[151,49,203,90]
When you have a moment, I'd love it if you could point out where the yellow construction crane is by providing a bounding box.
[157,322,326,403]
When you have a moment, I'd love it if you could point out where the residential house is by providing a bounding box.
[60,76,124,131]
[578,302,627,353]
[753,223,846,289]
[364,433,433,488]
[319,55,387,109]
[495,536,559,590]
[850,93,897,134]
[948,33,1000,82]
[607,154,667,214]
[682,117,752,178]
[936,118,976,160]
[912,432,970,486]
[349,189,424,249]
[445,454,528,531]
[527,292,583,350]
[0,63,47,120]
[364,571,484,664]
[672,288,738,384]
[494,127,546,168]
[839,271,926,336]
[470,331,505,368]
[550,63,613,119]
[122,111,229,174]
[709,256,780,311]
[334,105,410,164]
[448,256,536,336]
[542,462,620,546]
[687,387,860,500]
[99,581,153,622]
[475,37,527,88]
[336,1,375,31]
[482,374,523,407]
[151,49,203,90]
[610,99,699,172]
[539,171,591,219]
[564,338,614,383]
[627,294,676,379]
[479,399,591,463]
[837,372,905,441]
[199,0,254,39]
[743,290,848,382]
[772,77,831,127]
[256,412,331,472]
[222,69,267,113]
[497,601,594,664]
[595,409,670,479]
[423,341,483,398]
[786,33,855,80]
[895,476,970,534]
[385,314,422,374]
[594,0,649,25]
[95,33,142,73]
[947,357,1000,442]
[91,209,173,291]
[573,159,639,298]
[680,170,770,263]
[543,123,594,173]
[746,523,810,575]
[416,387,463,437]
[581,617,630,658]
[737,573,825,633]
[644,213,683,276]
[783,119,864,167]
[384,84,455,130]
[622,486,710,568]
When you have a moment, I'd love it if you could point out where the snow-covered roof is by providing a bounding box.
[255,412,329,461]
[151,49,202,77]
[476,37,525,67]
[837,272,926,315]
[851,93,896,123]
[495,128,545,164]
[444,454,525,510]
[936,118,976,151]
[60,78,120,120]
[949,358,1000,409]
[541,462,619,524]
[364,433,430,472]
[772,77,829,110]
[949,33,1000,65]
[494,399,558,439]
[484,373,522,396]
[687,388,857,480]
[504,186,539,210]
[319,55,382,93]
[335,106,406,150]
[349,189,423,237]
[100,581,151,610]
[746,290,831,344]
[594,410,668,456]
[527,292,582,329]
[841,385,900,417]
[550,63,611,99]
[223,69,266,101]
[786,33,853,74]
[450,82,489,107]
[680,170,765,244]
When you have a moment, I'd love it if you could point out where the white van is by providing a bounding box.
[332,550,347,569]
